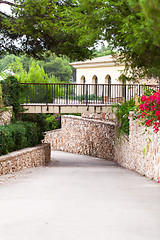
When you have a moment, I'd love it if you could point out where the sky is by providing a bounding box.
[0,2,12,15]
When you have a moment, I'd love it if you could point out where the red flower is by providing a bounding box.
[155,110,160,116]
[141,95,147,102]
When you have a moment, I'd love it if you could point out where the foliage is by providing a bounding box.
[0,0,93,60]
[45,113,81,131]
[45,113,61,131]
[76,94,102,101]
[38,54,72,83]
[1,75,26,120]
[94,46,113,57]
[21,114,49,139]
[112,98,135,136]
[2,1,160,79]
[62,0,160,79]
[21,113,61,133]
[21,113,80,133]
[142,86,157,97]
[0,53,72,83]
[136,88,160,133]
[0,54,17,72]
[0,121,41,156]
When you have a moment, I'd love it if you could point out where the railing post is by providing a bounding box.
[96,84,97,103]
[86,84,88,105]
[102,84,104,104]
[123,84,126,102]
[66,84,68,104]
[139,85,141,96]
[46,84,48,105]
[26,84,29,103]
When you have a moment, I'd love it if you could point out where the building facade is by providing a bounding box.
[70,55,125,85]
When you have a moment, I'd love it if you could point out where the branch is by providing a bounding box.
[0,10,12,18]
[0,1,16,7]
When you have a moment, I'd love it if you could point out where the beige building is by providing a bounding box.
[70,55,125,85]
[70,55,126,101]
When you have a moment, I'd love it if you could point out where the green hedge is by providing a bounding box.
[2,76,26,120]
[0,121,42,156]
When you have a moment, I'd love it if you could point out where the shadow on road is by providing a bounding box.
[48,151,119,168]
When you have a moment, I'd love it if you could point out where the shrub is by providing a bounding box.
[136,88,160,133]
[112,98,135,136]
[8,123,27,151]
[1,76,26,120]
[45,113,61,130]
[0,125,15,155]
[21,113,49,138]
[19,121,39,147]
[0,121,42,156]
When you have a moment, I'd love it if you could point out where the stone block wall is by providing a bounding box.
[0,143,50,175]
[81,107,116,122]
[114,117,160,181]
[0,107,12,125]
[43,115,116,160]
[44,114,160,181]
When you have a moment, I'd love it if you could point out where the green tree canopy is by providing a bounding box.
[0,53,72,82]
[0,0,93,60]
[66,0,160,80]
[94,46,113,58]
[1,0,160,80]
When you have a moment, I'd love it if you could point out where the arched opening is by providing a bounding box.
[105,75,111,100]
[92,75,98,96]
[80,76,86,98]
[119,74,126,98]
[80,76,86,84]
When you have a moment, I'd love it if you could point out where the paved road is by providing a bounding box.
[0,151,160,240]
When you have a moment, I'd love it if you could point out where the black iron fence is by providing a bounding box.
[21,83,159,105]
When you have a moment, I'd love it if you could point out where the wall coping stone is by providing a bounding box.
[0,143,49,162]
[62,115,116,126]
[43,129,61,135]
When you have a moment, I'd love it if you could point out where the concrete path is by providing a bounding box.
[0,151,160,240]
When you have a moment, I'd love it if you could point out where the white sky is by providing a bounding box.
[0,2,12,15]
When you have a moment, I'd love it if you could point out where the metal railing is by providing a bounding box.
[21,83,159,105]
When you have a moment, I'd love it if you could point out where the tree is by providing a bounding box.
[94,46,113,57]
[0,0,93,60]
[1,1,160,81]
[0,53,72,82]
[61,0,160,80]
[37,54,72,82]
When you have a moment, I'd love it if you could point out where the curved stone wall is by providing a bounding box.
[43,115,116,160]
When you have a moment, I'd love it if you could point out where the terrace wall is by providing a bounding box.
[44,114,160,181]
[0,143,50,176]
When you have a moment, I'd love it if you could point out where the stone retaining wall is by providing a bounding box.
[0,107,12,125]
[43,115,116,160]
[44,114,160,181]
[0,143,50,175]
[114,117,160,181]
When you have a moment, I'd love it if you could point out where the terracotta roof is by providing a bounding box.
[70,55,121,66]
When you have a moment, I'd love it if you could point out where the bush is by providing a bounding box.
[21,113,50,138]
[112,98,135,136]
[0,121,42,156]
[8,123,27,151]
[136,88,160,133]
[0,125,15,155]
[2,76,26,120]
[19,121,39,147]
[45,113,61,130]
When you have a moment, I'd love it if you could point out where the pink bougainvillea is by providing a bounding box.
[137,88,160,133]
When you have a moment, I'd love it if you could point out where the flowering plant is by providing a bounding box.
[137,88,160,133]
